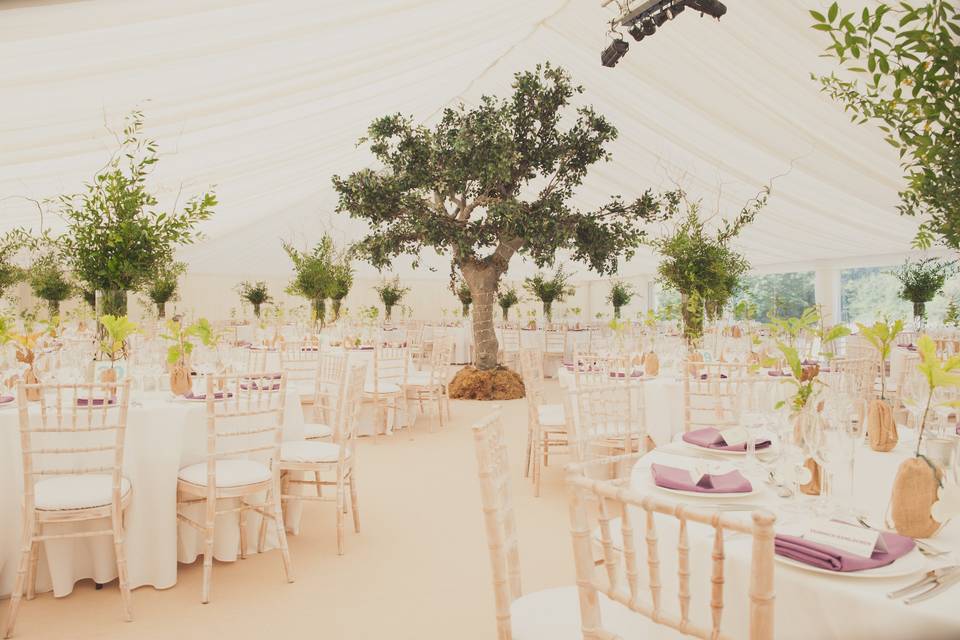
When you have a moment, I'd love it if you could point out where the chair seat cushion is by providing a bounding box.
[178,460,272,487]
[280,440,349,463]
[537,404,566,427]
[304,422,333,439]
[35,474,131,511]
[364,381,401,395]
[511,586,657,639]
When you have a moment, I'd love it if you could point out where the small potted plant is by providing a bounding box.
[237,281,272,319]
[12,331,43,401]
[97,314,139,383]
[161,319,197,395]
[375,276,409,323]
[891,257,956,330]
[856,318,905,452]
[607,281,634,320]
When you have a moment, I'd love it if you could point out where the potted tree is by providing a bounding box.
[375,277,409,323]
[58,112,215,317]
[856,319,905,452]
[333,64,672,399]
[143,261,185,319]
[237,281,272,319]
[524,265,574,325]
[607,281,634,320]
[497,286,519,323]
[891,257,956,330]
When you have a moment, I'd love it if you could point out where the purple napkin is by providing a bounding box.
[0,395,14,405]
[650,463,752,493]
[184,391,234,400]
[240,382,282,391]
[609,371,642,378]
[76,397,115,407]
[775,530,915,572]
[700,373,728,380]
[301,346,320,352]
[767,369,789,377]
[682,427,771,452]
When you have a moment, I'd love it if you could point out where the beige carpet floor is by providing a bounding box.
[5,382,577,640]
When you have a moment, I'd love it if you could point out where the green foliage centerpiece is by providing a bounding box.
[237,281,272,319]
[375,277,409,323]
[283,234,344,328]
[891,257,956,328]
[144,261,186,319]
[497,286,520,323]
[607,281,634,319]
[332,63,671,399]
[524,265,574,325]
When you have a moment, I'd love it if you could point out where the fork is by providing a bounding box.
[888,566,960,604]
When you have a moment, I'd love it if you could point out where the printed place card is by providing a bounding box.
[804,520,881,559]
[719,426,748,447]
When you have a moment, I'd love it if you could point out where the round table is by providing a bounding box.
[625,429,960,639]
[0,389,305,598]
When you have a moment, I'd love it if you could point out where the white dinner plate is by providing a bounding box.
[775,546,926,579]
[653,483,761,500]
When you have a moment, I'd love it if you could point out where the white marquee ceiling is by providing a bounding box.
[0,0,922,280]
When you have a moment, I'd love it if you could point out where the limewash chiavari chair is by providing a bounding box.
[244,346,270,372]
[305,352,350,441]
[472,410,640,640]
[499,326,522,371]
[829,357,877,400]
[563,383,646,464]
[404,335,453,431]
[280,364,366,555]
[175,373,292,603]
[518,347,568,497]
[405,320,426,370]
[682,362,749,433]
[4,380,134,638]
[566,453,776,640]
[363,344,408,441]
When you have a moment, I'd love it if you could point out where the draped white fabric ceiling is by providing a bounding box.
[0,0,920,280]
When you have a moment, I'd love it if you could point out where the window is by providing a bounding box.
[840,266,910,324]
[734,272,815,322]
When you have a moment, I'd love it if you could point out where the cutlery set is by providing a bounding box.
[888,566,960,604]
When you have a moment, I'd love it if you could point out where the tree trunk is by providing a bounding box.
[463,263,502,371]
[156,302,166,318]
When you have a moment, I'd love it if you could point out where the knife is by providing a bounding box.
[906,569,960,605]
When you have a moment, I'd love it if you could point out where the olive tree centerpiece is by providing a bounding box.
[333,64,669,398]
[58,112,215,317]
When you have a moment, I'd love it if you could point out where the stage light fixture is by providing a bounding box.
[652,11,669,27]
[641,19,656,36]
[601,38,629,67]
[667,1,686,19]
[688,0,726,19]
[628,24,645,41]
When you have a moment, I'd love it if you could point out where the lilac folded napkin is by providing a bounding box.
[184,391,233,400]
[767,369,789,377]
[650,463,752,493]
[609,371,642,378]
[775,530,915,572]
[240,382,282,391]
[0,395,14,405]
[700,373,728,380]
[76,397,115,407]
[682,427,771,452]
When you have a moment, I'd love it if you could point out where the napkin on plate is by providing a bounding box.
[0,395,14,405]
[699,373,728,380]
[682,427,771,452]
[775,530,915,572]
[650,463,752,493]
[608,370,643,378]
[76,397,115,406]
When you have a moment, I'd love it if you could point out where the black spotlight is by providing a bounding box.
[668,1,686,19]
[641,19,657,36]
[652,11,669,27]
[601,38,629,67]
[628,24,645,41]
[688,0,726,19]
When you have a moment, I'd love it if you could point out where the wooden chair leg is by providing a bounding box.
[336,478,345,556]
[112,512,133,622]
[25,537,39,601]
[523,428,533,478]
[348,472,360,533]
[201,500,216,604]
[3,517,34,639]
[239,506,248,560]
[271,481,294,583]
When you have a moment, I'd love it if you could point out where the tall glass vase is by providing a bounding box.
[96,289,128,318]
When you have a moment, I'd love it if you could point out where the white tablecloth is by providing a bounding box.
[0,389,304,598]
[624,432,960,639]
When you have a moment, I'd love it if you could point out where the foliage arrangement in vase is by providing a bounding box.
[650,192,765,346]
[524,265,574,325]
[891,257,956,330]
[889,335,960,537]
[0,232,24,301]
[97,314,139,384]
[329,259,353,322]
[497,285,519,323]
[375,277,408,323]
[28,247,73,319]
[607,281,634,320]
[811,1,959,250]
[57,112,215,318]
[12,331,43,401]
[283,234,350,329]
[237,281,271,319]
[454,278,472,318]
[144,261,186,319]
[332,63,674,399]
[856,319,905,452]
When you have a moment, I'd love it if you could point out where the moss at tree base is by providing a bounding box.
[448,366,525,400]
